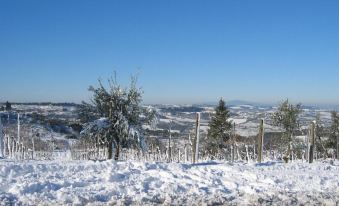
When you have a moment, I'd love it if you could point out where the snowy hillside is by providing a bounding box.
[153,104,334,138]
[0,159,338,205]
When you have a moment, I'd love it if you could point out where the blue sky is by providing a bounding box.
[0,0,338,105]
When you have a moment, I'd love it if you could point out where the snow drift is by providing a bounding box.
[0,159,338,205]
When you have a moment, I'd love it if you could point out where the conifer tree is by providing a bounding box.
[5,101,11,111]
[273,99,302,162]
[206,98,232,156]
[315,113,327,157]
[328,111,339,158]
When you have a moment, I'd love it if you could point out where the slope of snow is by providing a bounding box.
[0,159,338,205]
[229,118,247,125]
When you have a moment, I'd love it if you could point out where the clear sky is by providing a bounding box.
[0,0,338,105]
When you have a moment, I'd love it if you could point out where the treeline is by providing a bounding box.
[0,102,80,107]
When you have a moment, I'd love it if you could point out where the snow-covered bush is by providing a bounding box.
[79,73,156,160]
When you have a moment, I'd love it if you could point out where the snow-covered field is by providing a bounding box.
[0,159,338,205]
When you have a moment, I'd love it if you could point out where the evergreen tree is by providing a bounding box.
[5,101,11,111]
[273,99,302,162]
[79,73,155,160]
[315,113,327,157]
[206,98,232,156]
[328,111,339,157]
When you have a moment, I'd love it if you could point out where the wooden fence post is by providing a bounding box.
[257,119,264,163]
[168,121,172,162]
[7,135,10,157]
[12,138,15,158]
[309,121,315,163]
[0,117,4,158]
[4,135,8,156]
[245,145,250,162]
[192,112,201,164]
[184,145,187,163]
[188,133,193,163]
[17,113,20,145]
[231,145,234,162]
[178,148,181,163]
[32,137,35,159]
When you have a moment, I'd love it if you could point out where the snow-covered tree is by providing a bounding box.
[5,101,11,111]
[315,113,327,158]
[77,101,100,124]
[79,74,155,160]
[273,99,302,162]
[328,111,339,158]
[206,98,232,156]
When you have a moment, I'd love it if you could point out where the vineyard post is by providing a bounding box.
[309,121,315,163]
[257,119,264,163]
[193,113,201,164]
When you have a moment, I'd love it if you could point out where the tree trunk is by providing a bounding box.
[114,142,120,161]
[108,141,113,160]
[283,132,292,163]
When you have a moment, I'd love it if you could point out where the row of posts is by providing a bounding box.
[0,111,334,163]
[257,119,318,164]
[0,113,36,160]
[167,112,201,164]
[167,114,319,164]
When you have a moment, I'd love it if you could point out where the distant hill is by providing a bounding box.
[198,100,272,107]
[1,102,80,107]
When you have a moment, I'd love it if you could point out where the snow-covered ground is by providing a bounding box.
[0,159,338,205]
